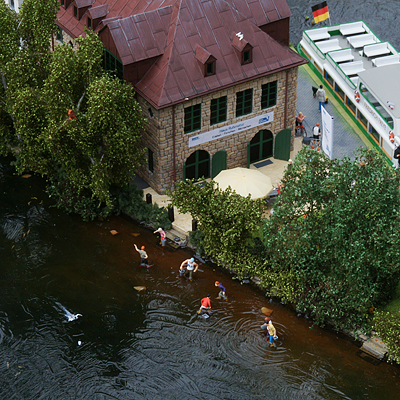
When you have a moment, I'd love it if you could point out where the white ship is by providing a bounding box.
[299,21,400,163]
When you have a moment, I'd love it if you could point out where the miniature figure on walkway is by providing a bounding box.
[316,85,326,111]
[179,257,198,281]
[295,112,307,136]
[313,123,321,140]
[215,281,227,300]
[134,244,152,268]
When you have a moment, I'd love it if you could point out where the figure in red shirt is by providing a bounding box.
[197,294,211,316]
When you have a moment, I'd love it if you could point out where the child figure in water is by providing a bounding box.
[215,281,227,301]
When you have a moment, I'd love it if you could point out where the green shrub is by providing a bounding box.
[373,310,400,364]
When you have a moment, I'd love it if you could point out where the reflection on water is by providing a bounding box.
[2,5,400,397]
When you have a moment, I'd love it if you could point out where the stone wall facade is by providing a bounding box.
[137,67,299,194]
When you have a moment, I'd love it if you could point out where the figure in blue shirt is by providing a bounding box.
[215,281,227,301]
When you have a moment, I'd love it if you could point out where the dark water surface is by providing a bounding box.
[1,159,400,400]
[2,3,400,398]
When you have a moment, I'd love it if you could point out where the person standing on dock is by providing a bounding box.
[316,85,326,111]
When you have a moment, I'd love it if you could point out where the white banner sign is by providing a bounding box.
[188,111,274,148]
[321,105,334,159]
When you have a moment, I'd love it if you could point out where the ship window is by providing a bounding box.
[357,110,368,129]
[324,71,334,88]
[346,97,356,115]
[335,83,345,101]
[369,124,379,143]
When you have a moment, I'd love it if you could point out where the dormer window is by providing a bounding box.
[195,44,217,77]
[87,17,92,29]
[232,32,253,66]
[74,6,78,17]
[243,49,252,64]
[206,60,215,76]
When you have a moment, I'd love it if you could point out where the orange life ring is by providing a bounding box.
[354,91,361,103]
[389,131,395,143]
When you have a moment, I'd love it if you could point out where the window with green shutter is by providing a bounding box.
[103,48,123,80]
[210,96,227,125]
[261,81,277,109]
[184,104,201,133]
[236,89,253,117]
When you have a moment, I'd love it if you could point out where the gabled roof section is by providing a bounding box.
[57,0,291,43]
[134,0,306,108]
[106,6,173,65]
[88,4,108,20]
[56,0,304,109]
[75,0,92,7]
[195,45,215,64]
[232,32,250,52]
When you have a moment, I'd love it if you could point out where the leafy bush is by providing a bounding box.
[373,310,400,364]
[46,171,171,229]
[263,147,400,330]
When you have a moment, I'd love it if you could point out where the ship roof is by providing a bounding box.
[359,64,400,119]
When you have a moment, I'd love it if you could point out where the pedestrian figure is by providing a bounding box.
[153,227,166,247]
[179,257,198,281]
[394,144,400,167]
[316,85,326,111]
[197,294,211,315]
[267,320,278,347]
[134,244,151,268]
[313,123,321,141]
[215,281,227,301]
[261,317,271,336]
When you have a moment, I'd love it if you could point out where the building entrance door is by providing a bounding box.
[248,130,273,165]
[211,150,227,178]
[274,128,291,161]
[183,150,210,180]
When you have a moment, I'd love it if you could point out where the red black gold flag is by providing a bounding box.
[312,1,330,24]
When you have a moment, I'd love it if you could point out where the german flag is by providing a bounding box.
[312,1,330,24]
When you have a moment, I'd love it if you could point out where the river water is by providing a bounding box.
[2,3,400,399]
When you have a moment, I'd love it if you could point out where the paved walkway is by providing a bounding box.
[142,63,372,238]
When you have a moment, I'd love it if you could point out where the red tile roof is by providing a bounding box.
[57,0,306,109]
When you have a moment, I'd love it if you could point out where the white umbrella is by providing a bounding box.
[214,167,273,199]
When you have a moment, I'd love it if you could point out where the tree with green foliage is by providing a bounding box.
[263,147,400,330]
[373,310,400,364]
[169,179,265,278]
[0,0,146,216]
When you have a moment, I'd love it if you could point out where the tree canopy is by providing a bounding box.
[169,179,265,278]
[0,0,146,210]
[263,147,400,330]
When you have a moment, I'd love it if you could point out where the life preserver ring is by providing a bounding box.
[389,131,395,143]
[354,91,361,103]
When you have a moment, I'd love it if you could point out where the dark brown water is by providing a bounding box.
[2,3,400,398]
[1,155,400,400]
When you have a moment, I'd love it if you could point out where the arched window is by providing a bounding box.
[184,150,210,180]
[249,130,273,163]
